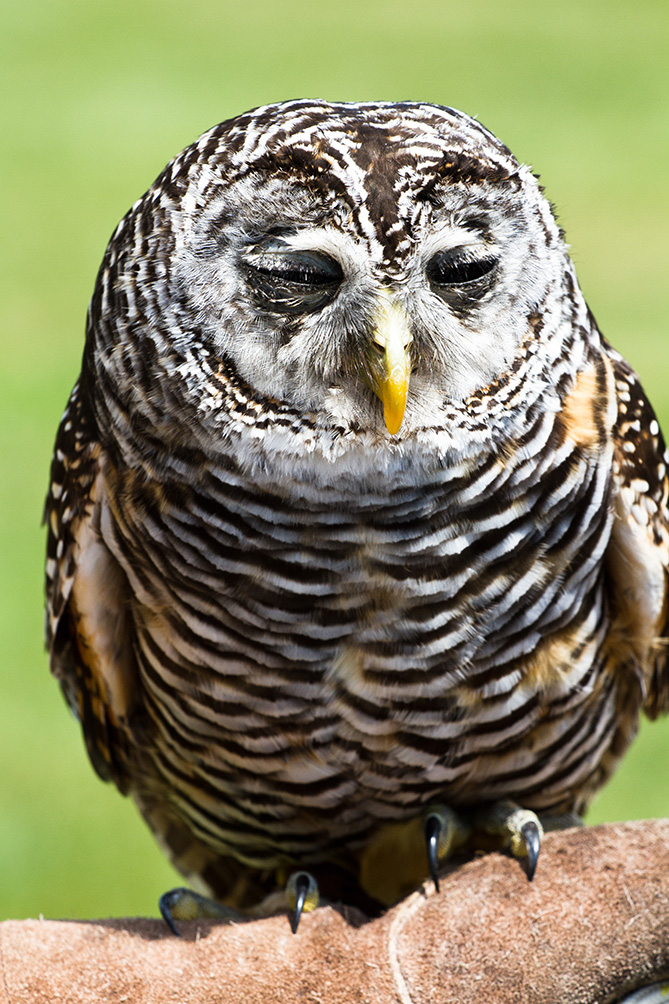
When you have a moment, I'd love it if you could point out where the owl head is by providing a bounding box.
[87,100,590,457]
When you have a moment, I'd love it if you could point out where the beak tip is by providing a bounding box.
[382,373,408,436]
[383,403,406,436]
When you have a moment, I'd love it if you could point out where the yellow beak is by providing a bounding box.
[369,295,413,436]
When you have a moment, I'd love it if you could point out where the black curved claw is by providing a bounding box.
[290,872,311,934]
[159,889,184,938]
[424,813,442,892]
[521,820,541,882]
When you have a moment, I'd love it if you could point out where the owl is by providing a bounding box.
[45,100,669,932]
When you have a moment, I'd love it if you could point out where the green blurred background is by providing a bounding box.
[1,0,668,921]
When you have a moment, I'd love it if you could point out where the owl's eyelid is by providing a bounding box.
[418,235,497,279]
[244,236,342,268]
[243,247,343,283]
[426,245,499,291]
[436,245,497,263]
[427,245,498,272]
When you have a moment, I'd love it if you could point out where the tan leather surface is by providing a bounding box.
[2,821,667,1004]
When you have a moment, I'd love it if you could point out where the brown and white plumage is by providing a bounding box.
[45,100,669,914]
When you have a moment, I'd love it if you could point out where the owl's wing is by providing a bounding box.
[44,382,136,791]
[605,348,669,719]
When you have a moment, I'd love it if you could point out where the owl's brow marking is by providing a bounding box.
[433,151,520,187]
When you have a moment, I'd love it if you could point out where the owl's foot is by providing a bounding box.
[159,887,241,936]
[422,801,582,890]
[473,799,544,880]
[159,873,321,936]
[285,870,320,933]
[423,804,471,892]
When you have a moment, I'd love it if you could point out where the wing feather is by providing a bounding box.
[45,382,137,790]
[605,348,669,718]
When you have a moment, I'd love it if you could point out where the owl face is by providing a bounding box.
[94,101,578,448]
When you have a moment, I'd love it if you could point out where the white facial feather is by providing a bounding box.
[92,100,596,474]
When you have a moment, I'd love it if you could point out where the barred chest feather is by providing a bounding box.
[97,361,625,868]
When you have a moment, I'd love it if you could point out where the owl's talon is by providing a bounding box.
[286,871,319,934]
[473,800,544,880]
[424,812,443,891]
[159,889,185,937]
[290,873,309,934]
[521,820,541,881]
[422,804,471,893]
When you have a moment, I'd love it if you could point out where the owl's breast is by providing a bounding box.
[103,423,615,750]
[95,408,625,874]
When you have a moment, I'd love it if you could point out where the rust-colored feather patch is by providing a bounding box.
[558,357,615,449]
